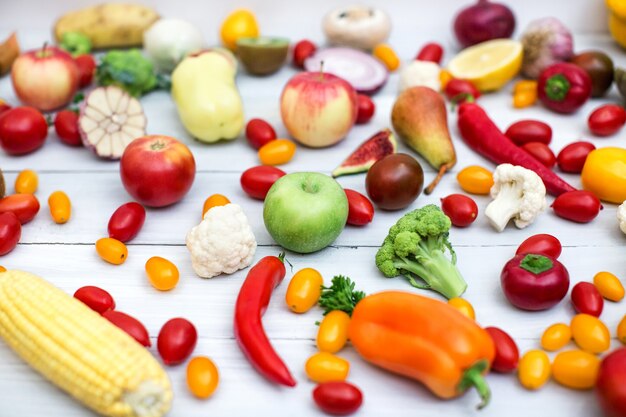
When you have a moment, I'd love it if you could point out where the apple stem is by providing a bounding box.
[424,163,452,195]
[319,61,325,82]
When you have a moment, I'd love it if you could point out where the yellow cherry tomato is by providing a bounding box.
[571,314,610,354]
[317,310,351,353]
[552,350,600,390]
[439,70,453,90]
[305,352,350,383]
[48,191,71,224]
[541,323,572,351]
[187,356,219,399]
[373,44,400,72]
[0,266,5,273]
[258,139,296,165]
[513,90,537,108]
[617,315,626,344]
[593,271,625,302]
[202,194,230,218]
[14,169,38,194]
[145,256,179,291]
[285,268,323,313]
[518,350,551,390]
[95,237,128,265]
[447,297,475,320]
[456,166,494,195]
[220,9,259,51]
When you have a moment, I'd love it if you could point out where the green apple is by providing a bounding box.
[263,172,348,253]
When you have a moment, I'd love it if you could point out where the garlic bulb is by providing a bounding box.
[521,17,574,79]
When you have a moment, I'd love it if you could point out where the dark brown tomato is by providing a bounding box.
[570,51,614,98]
[557,141,595,173]
[365,153,423,210]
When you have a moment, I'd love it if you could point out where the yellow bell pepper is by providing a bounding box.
[607,0,626,48]
[171,49,244,143]
[581,147,626,203]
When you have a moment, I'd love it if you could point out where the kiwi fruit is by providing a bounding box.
[236,37,289,76]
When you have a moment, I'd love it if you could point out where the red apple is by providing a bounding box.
[280,71,357,148]
[120,135,196,208]
[11,45,79,112]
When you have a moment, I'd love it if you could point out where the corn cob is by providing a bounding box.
[0,270,172,417]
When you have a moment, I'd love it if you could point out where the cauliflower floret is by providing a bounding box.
[186,203,256,278]
[398,60,441,93]
[618,201,626,235]
[485,164,547,232]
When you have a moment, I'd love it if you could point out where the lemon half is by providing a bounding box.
[448,39,523,92]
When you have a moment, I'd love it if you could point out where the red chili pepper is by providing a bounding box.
[537,63,592,114]
[416,42,443,64]
[444,79,480,104]
[234,254,296,387]
[457,103,576,196]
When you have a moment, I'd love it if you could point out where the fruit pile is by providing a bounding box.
[1,1,626,416]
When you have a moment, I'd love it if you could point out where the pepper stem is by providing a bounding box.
[457,360,491,410]
[545,74,570,101]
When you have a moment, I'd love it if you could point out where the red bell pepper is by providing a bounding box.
[537,63,592,114]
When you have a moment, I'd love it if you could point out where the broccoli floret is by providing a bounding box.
[96,49,168,97]
[375,204,467,299]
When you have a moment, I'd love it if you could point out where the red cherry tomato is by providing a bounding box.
[355,94,375,124]
[504,120,552,146]
[557,141,595,173]
[551,190,602,223]
[440,194,478,227]
[73,286,116,314]
[157,318,198,365]
[588,104,626,137]
[596,348,626,417]
[54,110,82,147]
[485,326,519,373]
[107,202,146,242]
[444,79,481,104]
[516,234,562,259]
[293,40,317,68]
[74,54,96,88]
[313,381,363,416]
[245,118,277,150]
[571,282,604,317]
[416,42,444,64]
[103,310,151,347]
[240,165,286,200]
[0,107,48,155]
[0,194,40,224]
[344,189,374,226]
[0,212,21,256]
[521,142,556,168]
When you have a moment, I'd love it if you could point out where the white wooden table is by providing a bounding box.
[0,2,625,416]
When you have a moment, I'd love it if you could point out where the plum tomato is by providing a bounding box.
[444,79,480,104]
[485,326,519,373]
[75,54,96,88]
[416,42,444,64]
[557,141,595,173]
[571,282,604,317]
[521,142,556,168]
[54,110,82,147]
[551,190,602,223]
[285,268,324,314]
[14,169,38,194]
[258,139,296,165]
[355,94,375,124]
[0,106,48,155]
[240,165,286,200]
[516,234,562,259]
[245,118,276,150]
[0,212,20,256]
[145,256,180,291]
[504,120,552,146]
[313,381,363,416]
[344,189,374,226]
[103,310,151,347]
[440,194,478,227]
[95,237,128,265]
[107,202,146,242]
[73,286,116,314]
[157,317,198,365]
[293,40,317,68]
[588,104,626,137]
[0,193,40,224]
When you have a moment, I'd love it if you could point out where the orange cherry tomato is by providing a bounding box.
[0,266,5,272]
[258,139,296,165]
[48,191,71,224]
[202,194,230,218]
[447,297,475,320]
[145,256,179,291]
[95,237,128,265]
[305,352,350,383]
[552,350,600,390]
[617,315,626,344]
[187,356,219,399]
[373,44,400,71]
[541,323,571,351]
[456,166,494,195]
[285,268,323,313]
[14,169,38,194]
[518,349,551,390]
[317,310,351,353]
[571,314,610,354]
[593,271,625,302]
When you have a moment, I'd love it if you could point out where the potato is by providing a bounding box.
[54,3,159,49]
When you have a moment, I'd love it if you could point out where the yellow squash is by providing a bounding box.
[0,270,172,416]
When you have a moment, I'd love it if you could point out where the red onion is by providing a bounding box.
[453,0,516,48]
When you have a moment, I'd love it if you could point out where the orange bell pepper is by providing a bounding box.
[349,291,495,408]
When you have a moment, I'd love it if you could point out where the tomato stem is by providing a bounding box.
[520,254,553,274]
